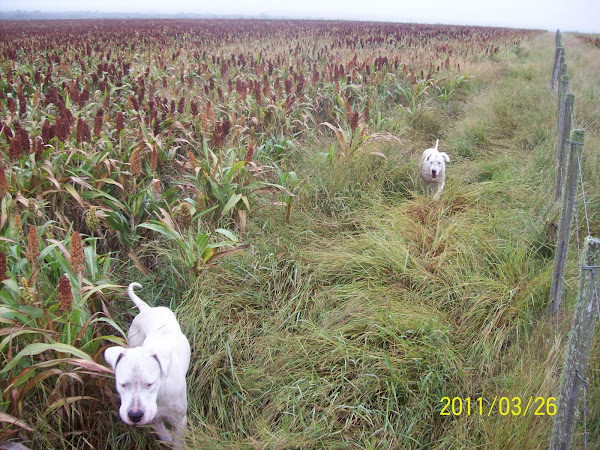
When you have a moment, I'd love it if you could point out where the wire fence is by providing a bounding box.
[549,30,599,450]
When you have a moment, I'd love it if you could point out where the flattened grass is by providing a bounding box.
[173,32,600,448]
[25,31,594,449]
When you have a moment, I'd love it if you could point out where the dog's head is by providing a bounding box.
[104,346,172,426]
[424,149,450,179]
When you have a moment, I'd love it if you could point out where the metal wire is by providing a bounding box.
[557,65,598,449]
[575,370,588,450]
[575,142,592,237]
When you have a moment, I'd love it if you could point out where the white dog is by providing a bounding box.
[419,139,450,200]
[104,283,191,449]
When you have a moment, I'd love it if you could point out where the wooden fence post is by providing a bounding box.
[555,92,574,201]
[550,236,600,449]
[549,130,585,315]
[557,59,567,110]
[551,30,562,92]
[551,46,563,92]
[556,74,569,133]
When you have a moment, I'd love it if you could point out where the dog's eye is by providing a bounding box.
[119,383,128,389]
[145,382,154,389]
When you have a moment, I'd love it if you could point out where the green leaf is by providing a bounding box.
[140,121,149,140]
[1,342,93,374]
[223,160,247,184]
[88,190,125,209]
[202,247,215,263]
[195,233,210,248]
[215,228,239,242]
[95,178,123,188]
[139,222,182,241]
[241,195,250,212]
[0,329,45,354]
[191,204,218,221]
[44,396,97,417]
[208,178,226,204]
[81,283,122,304]
[221,193,242,217]
[2,278,20,294]
[87,317,127,339]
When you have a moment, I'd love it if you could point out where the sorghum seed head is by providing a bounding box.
[70,231,85,275]
[201,113,209,136]
[57,274,73,312]
[20,277,33,304]
[86,206,99,230]
[130,148,142,178]
[9,135,23,160]
[245,140,254,162]
[0,170,8,197]
[116,112,124,135]
[350,111,359,132]
[150,148,158,173]
[196,193,206,211]
[187,151,197,169]
[177,203,192,229]
[26,226,40,267]
[0,251,7,282]
[93,114,102,138]
[13,214,23,243]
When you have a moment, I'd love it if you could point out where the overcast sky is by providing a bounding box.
[1,0,599,33]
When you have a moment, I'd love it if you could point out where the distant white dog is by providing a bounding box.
[104,283,191,449]
[419,139,450,200]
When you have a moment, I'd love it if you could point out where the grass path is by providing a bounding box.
[111,31,600,449]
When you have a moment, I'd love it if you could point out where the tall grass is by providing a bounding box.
[171,32,598,448]
[2,24,599,449]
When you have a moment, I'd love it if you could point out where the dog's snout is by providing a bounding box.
[128,410,144,424]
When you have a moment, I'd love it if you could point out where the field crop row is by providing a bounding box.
[0,19,541,446]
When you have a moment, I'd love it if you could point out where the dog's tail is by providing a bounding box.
[435,139,439,151]
[128,282,150,310]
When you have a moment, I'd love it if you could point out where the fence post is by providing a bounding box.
[555,92,574,201]
[551,46,563,92]
[557,59,567,110]
[549,130,585,315]
[551,30,562,92]
[556,74,569,132]
[550,236,600,449]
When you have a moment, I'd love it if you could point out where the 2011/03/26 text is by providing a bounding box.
[439,397,557,416]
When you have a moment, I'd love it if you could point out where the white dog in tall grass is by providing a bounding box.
[419,139,450,200]
[104,283,191,449]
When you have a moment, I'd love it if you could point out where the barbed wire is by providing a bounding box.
[574,140,592,237]
[554,38,599,449]
[573,138,600,323]
[575,370,589,450]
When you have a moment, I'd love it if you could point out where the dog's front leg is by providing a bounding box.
[433,181,446,200]
[432,182,443,200]
[173,415,187,450]
[168,415,186,450]
[423,182,431,197]
[151,419,174,446]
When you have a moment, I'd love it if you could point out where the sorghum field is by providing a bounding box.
[1,19,599,449]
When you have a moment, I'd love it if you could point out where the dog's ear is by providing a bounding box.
[152,348,172,378]
[440,152,450,162]
[104,346,126,371]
